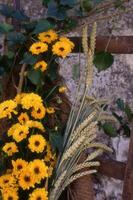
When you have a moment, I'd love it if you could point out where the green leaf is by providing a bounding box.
[122,124,131,137]
[49,132,63,152]
[0,4,14,17]
[27,69,42,85]
[72,64,80,80]
[60,0,76,7]
[42,0,51,6]
[102,122,117,137]
[47,60,58,81]
[81,0,93,12]
[0,23,13,34]
[12,10,29,21]
[116,98,125,111]
[32,19,54,34]
[47,1,67,20]
[124,105,133,122]
[6,51,15,59]
[94,52,114,72]
[7,32,26,45]
[20,53,38,65]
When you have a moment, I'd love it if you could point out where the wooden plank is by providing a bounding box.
[97,159,126,180]
[122,125,133,200]
[70,36,133,54]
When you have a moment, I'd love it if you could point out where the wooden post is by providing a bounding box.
[122,124,133,200]
[70,36,133,54]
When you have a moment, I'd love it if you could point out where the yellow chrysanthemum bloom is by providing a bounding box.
[12,159,28,177]
[46,107,55,114]
[12,125,29,142]
[26,120,45,132]
[59,86,67,93]
[0,100,17,119]
[8,123,20,137]
[18,168,35,190]
[21,93,43,110]
[31,104,46,119]
[60,37,75,49]
[28,134,46,153]
[29,42,48,55]
[0,174,16,189]
[18,112,29,124]
[29,159,48,183]
[44,143,55,162]
[48,166,54,177]
[34,60,47,72]
[29,188,48,200]
[38,29,58,44]
[52,39,74,58]
[14,93,26,104]
[2,188,18,200]
[2,142,18,156]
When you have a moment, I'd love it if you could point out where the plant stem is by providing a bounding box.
[17,64,26,94]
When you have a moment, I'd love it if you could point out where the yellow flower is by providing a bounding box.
[8,123,20,137]
[0,100,17,119]
[14,93,26,104]
[29,42,48,55]
[60,37,75,49]
[29,188,48,200]
[31,104,46,119]
[18,112,29,124]
[38,29,58,44]
[18,168,35,190]
[59,86,67,93]
[21,93,43,110]
[12,124,29,142]
[34,60,47,72]
[29,159,48,183]
[44,143,54,162]
[46,107,55,114]
[2,188,18,200]
[52,39,74,58]
[12,159,28,177]
[26,120,45,132]
[0,174,16,189]
[2,142,18,156]
[28,134,46,153]
[48,166,54,177]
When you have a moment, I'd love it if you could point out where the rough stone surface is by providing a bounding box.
[0,0,133,199]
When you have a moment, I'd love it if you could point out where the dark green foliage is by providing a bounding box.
[102,122,117,137]
[32,19,54,34]
[94,51,114,72]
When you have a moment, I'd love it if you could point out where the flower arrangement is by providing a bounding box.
[0,24,113,200]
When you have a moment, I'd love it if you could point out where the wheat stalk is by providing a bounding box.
[73,161,100,173]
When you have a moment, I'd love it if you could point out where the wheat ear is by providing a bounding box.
[73,161,100,173]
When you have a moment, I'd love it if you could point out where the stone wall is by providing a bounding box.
[0,1,133,199]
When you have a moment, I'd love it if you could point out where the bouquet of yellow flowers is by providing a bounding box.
[0,25,112,200]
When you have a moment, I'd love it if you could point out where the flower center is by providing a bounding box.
[19,131,24,135]
[17,165,23,170]
[24,175,30,182]
[59,47,64,51]
[35,141,40,146]
[45,34,50,38]
[37,108,41,113]
[8,196,13,200]
[4,179,9,184]
[37,197,41,200]
[7,147,12,151]
[36,46,41,50]
[34,167,40,174]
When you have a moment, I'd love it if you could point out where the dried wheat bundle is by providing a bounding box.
[49,23,112,200]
